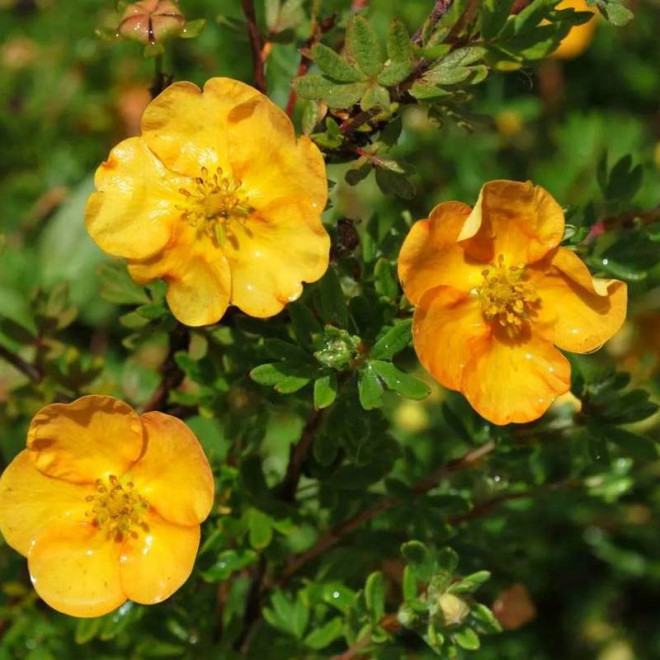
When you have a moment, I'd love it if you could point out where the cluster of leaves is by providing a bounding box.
[2,0,660,659]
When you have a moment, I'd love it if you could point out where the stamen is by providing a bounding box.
[176,166,254,247]
[85,474,150,542]
[479,257,539,335]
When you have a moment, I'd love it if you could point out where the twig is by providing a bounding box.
[234,555,268,653]
[510,0,534,14]
[412,0,454,45]
[0,344,41,383]
[279,440,496,585]
[280,407,325,501]
[142,325,188,413]
[285,13,337,116]
[241,0,266,92]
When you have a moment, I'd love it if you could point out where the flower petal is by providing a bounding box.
[28,523,125,618]
[141,78,261,178]
[398,202,484,305]
[129,412,214,526]
[27,396,145,484]
[0,450,92,556]
[85,137,188,260]
[534,247,627,353]
[119,511,200,605]
[128,224,232,327]
[413,286,490,391]
[462,180,565,266]
[224,196,330,317]
[227,96,327,211]
[462,326,571,425]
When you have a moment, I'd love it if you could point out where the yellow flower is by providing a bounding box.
[0,395,214,617]
[551,0,597,60]
[86,78,330,327]
[398,180,627,426]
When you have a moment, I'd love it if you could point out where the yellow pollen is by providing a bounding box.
[178,166,254,246]
[85,474,150,542]
[479,256,539,333]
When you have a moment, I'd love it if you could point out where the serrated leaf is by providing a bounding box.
[314,373,338,409]
[358,363,384,409]
[346,15,383,76]
[370,320,411,359]
[371,361,430,400]
[312,43,363,82]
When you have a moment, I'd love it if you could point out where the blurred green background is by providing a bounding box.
[1,1,660,658]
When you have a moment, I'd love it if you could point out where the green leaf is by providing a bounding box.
[304,617,343,649]
[345,160,372,186]
[402,565,418,601]
[453,626,480,650]
[247,508,274,550]
[291,593,309,639]
[371,361,430,400]
[370,320,412,359]
[180,18,206,39]
[293,75,368,108]
[75,617,102,644]
[289,301,322,348]
[319,268,349,327]
[401,541,435,582]
[450,571,491,594]
[201,549,258,581]
[346,15,383,77]
[98,262,150,305]
[600,1,634,26]
[471,603,502,634]
[312,43,363,82]
[386,18,413,64]
[360,84,391,110]
[378,61,415,86]
[264,338,311,364]
[358,363,384,409]
[250,363,313,393]
[601,426,658,462]
[375,165,415,198]
[365,572,385,621]
[373,257,399,300]
[314,373,338,409]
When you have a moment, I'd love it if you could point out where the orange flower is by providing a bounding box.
[0,396,214,617]
[398,180,627,425]
[86,78,329,327]
[551,0,597,60]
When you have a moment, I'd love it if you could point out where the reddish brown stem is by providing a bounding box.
[241,0,266,92]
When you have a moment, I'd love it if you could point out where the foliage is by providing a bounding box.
[1,0,660,658]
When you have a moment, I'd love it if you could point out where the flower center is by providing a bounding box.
[179,166,253,247]
[85,474,150,542]
[478,256,539,333]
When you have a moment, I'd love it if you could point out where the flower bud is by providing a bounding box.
[118,0,185,45]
